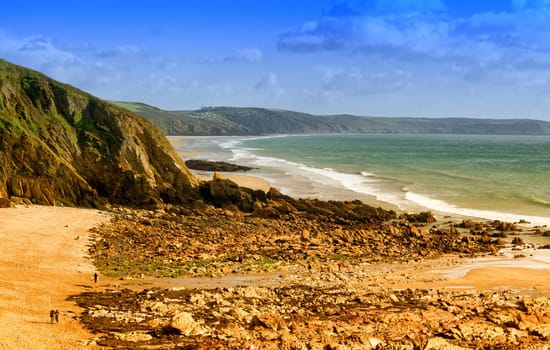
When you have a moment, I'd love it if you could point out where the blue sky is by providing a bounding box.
[2,0,550,119]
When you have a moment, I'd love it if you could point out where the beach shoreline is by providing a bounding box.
[169,135,550,228]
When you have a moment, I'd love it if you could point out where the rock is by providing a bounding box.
[113,331,153,342]
[456,323,506,343]
[148,318,168,329]
[531,324,550,340]
[301,229,311,242]
[512,237,525,245]
[459,219,480,229]
[9,196,31,205]
[190,293,207,307]
[170,311,208,336]
[185,159,254,172]
[368,338,383,349]
[425,337,468,350]
[401,211,436,224]
[388,225,400,235]
[250,313,287,331]
[252,200,264,212]
[389,294,400,303]
[480,235,492,244]
[0,198,13,208]
[409,226,428,237]
[231,307,251,321]
[199,177,256,212]
[237,286,274,299]
[494,221,518,232]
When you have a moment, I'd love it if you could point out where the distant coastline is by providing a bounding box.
[117,101,550,137]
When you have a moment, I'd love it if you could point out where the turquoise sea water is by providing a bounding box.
[179,134,550,225]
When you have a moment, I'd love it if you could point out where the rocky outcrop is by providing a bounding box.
[199,176,266,212]
[0,59,198,207]
[185,159,254,172]
[401,211,437,224]
[169,312,208,336]
[0,198,13,208]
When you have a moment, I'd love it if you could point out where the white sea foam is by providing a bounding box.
[360,171,375,177]
[433,248,550,279]
[406,191,550,226]
[229,146,406,204]
[209,136,550,226]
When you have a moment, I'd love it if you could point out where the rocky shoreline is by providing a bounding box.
[66,177,550,349]
[185,159,255,172]
[71,280,550,349]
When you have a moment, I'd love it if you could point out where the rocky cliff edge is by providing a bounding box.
[0,59,198,207]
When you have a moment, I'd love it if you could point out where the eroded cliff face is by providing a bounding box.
[0,59,198,207]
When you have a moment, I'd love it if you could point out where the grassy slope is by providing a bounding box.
[0,59,197,206]
[114,101,550,136]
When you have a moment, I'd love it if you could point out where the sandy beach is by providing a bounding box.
[0,206,109,350]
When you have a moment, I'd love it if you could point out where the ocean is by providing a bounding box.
[175,134,550,226]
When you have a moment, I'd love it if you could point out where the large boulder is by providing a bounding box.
[0,198,13,208]
[250,313,287,331]
[401,211,437,224]
[199,176,267,212]
[170,312,208,336]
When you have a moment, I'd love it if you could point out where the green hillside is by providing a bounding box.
[0,59,198,207]
[114,102,550,136]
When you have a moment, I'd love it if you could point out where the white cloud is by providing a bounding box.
[96,45,141,58]
[255,72,279,90]
[235,48,262,63]
[369,0,445,13]
[202,47,263,64]
[0,33,78,69]
[319,66,412,95]
[279,0,550,93]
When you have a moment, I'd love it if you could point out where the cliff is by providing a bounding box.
[0,59,198,207]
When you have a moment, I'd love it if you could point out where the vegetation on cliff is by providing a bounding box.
[0,59,198,207]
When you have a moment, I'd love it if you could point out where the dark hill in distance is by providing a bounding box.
[112,102,550,136]
[0,59,198,207]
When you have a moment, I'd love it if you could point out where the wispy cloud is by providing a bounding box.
[96,45,142,58]
[0,29,280,110]
[0,32,78,68]
[278,0,550,66]
[201,47,263,63]
[255,72,278,90]
[319,66,412,95]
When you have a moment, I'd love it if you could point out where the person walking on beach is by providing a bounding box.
[93,272,98,284]
[54,310,59,323]
[49,310,55,324]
